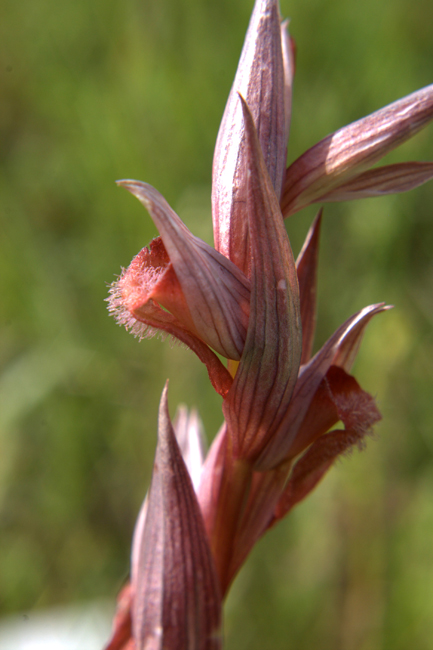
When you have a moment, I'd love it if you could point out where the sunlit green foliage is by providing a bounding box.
[2,0,433,647]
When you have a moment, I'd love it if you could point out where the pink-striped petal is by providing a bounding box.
[315,161,433,203]
[281,84,433,216]
[281,19,295,147]
[212,0,287,273]
[222,96,302,462]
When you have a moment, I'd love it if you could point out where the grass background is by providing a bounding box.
[2,0,433,648]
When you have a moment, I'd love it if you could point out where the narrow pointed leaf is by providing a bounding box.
[132,384,222,650]
[281,84,433,216]
[255,303,387,470]
[223,97,302,462]
[212,0,286,273]
[118,180,250,360]
[315,161,433,203]
[296,210,322,364]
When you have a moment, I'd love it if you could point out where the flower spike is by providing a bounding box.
[106,0,432,643]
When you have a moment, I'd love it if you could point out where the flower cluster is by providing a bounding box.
[106,1,433,648]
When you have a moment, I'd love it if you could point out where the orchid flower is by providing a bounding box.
[106,0,433,648]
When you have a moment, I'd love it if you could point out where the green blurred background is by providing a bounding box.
[2,0,433,647]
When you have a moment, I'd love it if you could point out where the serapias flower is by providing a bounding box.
[106,0,433,647]
[198,198,389,590]
[109,7,433,383]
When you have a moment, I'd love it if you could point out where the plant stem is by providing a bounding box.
[209,453,252,597]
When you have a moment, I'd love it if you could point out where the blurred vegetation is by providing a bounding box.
[2,0,433,647]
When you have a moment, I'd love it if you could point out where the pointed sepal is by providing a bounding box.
[255,303,388,469]
[315,161,433,203]
[271,366,381,524]
[118,180,250,361]
[212,0,287,273]
[222,96,302,462]
[296,210,322,364]
[281,84,433,216]
[131,384,222,650]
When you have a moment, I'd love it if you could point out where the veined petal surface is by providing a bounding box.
[108,282,233,397]
[255,303,388,470]
[132,384,222,650]
[317,161,433,202]
[118,180,250,360]
[223,97,302,462]
[282,84,433,216]
[212,0,287,273]
[272,366,381,523]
